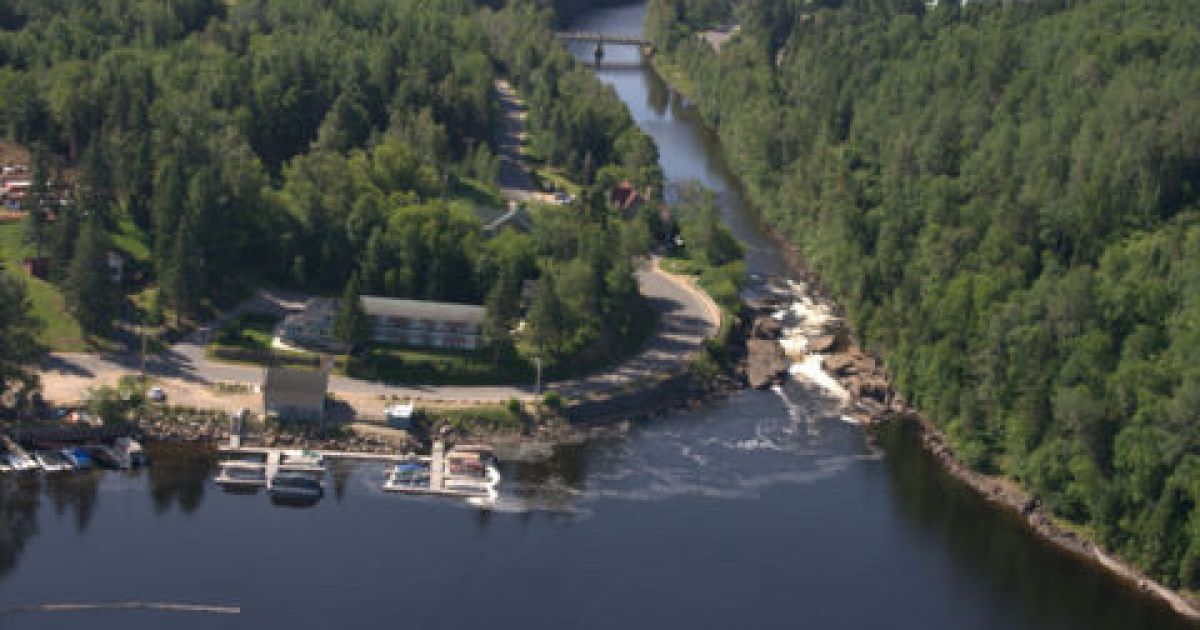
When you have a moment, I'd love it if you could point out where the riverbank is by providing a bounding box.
[648,45,1200,624]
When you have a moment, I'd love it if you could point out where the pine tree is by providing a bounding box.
[483,268,521,363]
[64,219,117,334]
[0,272,42,406]
[333,273,370,351]
[525,271,565,359]
[48,201,79,281]
[161,216,202,325]
[21,146,52,257]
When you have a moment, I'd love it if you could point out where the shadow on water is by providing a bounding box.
[146,442,215,515]
[879,420,1194,630]
[0,475,41,579]
[0,469,104,581]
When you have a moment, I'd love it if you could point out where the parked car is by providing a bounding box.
[148,387,166,403]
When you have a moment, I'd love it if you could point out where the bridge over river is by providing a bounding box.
[555,31,656,61]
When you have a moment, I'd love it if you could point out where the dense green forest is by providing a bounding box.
[649,0,1200,591]
[0,0,662,373]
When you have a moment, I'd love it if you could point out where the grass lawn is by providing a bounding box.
[532,165,581,197]
[453,176,505,209]
[416,403,527,434]
[110,215,152,265]
[0,222,86,351]
[344,344,533,386]
[213,312,280,350]
[520,137,582,197]
[651,56,699,99]
[206,312,324,368]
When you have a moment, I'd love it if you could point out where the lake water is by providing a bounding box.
[0,3,1191,629]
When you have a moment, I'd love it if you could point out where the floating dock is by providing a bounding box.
[218,441,499,502]
[382,441,500,502]
[217,445,402,490]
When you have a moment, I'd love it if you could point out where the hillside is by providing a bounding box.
[649,0,1200,592]
[0,0,662,370]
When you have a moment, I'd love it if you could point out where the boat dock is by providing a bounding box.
[218,441,499,502]
[382,441,499,501]
[218,444,406,489]
[218,445,409,463]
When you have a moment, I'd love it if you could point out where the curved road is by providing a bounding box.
[39,260,717,408]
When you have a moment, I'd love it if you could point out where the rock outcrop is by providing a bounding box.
[746,339,789,389]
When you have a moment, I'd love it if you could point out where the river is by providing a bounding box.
[0,3,1192,629]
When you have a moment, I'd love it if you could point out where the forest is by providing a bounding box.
[0,0,663,379]
[648,0,1200,592]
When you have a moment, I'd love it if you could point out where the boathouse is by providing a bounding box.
[262,367,328,423]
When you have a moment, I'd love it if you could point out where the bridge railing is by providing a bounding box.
[554,32,654,47]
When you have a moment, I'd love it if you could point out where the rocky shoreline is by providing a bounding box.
[917,413,1200,621]
[656,46,1200,624]
[744,271,1200,622]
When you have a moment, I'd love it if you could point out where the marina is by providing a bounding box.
[217,441,501,505]
[0,433,148,473]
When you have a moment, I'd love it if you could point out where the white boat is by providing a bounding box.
[3,450,39,472]
[113,437,147,468]
[279,449,323,468]
[268,471,324,502]
[214,460,268,490]
[382,444,500,505]
[32,450,74,472]
[382,458,432,492]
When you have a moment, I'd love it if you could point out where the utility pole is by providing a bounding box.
[140,321,147,384]
[534,356,543,395]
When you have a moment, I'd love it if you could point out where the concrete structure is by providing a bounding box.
[262,367,328,422]
[281,296,486,351]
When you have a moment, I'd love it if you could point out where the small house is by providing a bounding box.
[280,298,338,348]
[610,180,643,218]
[262,367,328,423]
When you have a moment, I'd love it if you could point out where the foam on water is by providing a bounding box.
[497,383,871,512]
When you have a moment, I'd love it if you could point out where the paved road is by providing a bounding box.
[39,260,718,406]
[493,79,538,204]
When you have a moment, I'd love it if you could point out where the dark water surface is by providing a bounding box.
[0,4,1193,629]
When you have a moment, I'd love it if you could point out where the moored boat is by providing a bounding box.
[214,460,268,492]
[268,471,324,504]
[61,447,93,470]
[32,450,74,472]
[114,437,147,468]
[85,445,123,469]
[2,449,39,472]
[382,459,432,492]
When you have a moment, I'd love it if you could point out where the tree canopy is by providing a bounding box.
[0,272,42,404]
[0,0,663,369]
[650,0,1200,591]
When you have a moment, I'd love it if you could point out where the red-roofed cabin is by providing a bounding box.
[610,180,643,218]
